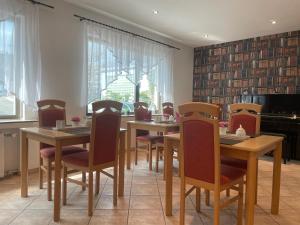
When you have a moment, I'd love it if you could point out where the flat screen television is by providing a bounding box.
[241,94,300,115]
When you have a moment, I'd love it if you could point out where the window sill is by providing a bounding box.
[0,119,37,124]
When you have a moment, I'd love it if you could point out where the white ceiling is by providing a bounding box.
[65,0,300,47]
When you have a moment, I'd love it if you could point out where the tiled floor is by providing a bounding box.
[0,153,300,225]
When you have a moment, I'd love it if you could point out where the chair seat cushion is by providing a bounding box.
[221,156,247,170]
[62,151,89,167]
[221,164,246,185]
[155,131,179,144]
[136,135,162,142]
[40,146,86,159]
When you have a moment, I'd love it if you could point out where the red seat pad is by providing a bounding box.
[155,132,178,144]
[62,151,89,167]
[221,156,247,170]
[220,164,246,185]
[40,146,86,159]
[136,135,162,142]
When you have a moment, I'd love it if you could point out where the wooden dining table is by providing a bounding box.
[20,126,126,222]
[126,120,179,169]
[164,133,283,225]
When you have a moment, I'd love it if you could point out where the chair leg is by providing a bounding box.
[39,156,43,189]
[179,177,186,225]
[205,189,210,206]
[149,143,153,171]
[255,161,258,204]
[213,191,220,225]
[156,146,159,173]
[88,171,94,216]
[226,189,230,197]
[196,187,201,212]
[135,141,138,165]
[47,160,52,201]
[237,182,244,225]
[82,172,86,191]
[62,166,67,205]
[113,165,118,206]
[95,171,100,195]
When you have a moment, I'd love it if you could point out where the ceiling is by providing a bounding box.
[65,0,300,47]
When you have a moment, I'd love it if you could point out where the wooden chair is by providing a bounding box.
[134,102,162,171]
[62,100,122,216]
[37,99,86,201]
[179,102,245,225]
[162,102,174,118]
[222,103,262,198]
[156,102,179,172]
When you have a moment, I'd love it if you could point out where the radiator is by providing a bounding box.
[0,129,20,178]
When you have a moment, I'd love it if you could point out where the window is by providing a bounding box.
[86,41,164,115]
[84,23,173,115]
[87,72,159,115]
[0,19,17,118]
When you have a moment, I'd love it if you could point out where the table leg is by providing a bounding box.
[271,142,282,214]
[126,124,131,169]
[245,153,257,225]
[54,141,62,222]
[165,138,174,216]
[118,132,125,196]
[21,131,28,197]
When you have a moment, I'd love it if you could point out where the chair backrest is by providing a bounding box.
[134,102,151,121]
[179,102,220,185]
[134,102,151,136]
[162,102,174,117]
[228,103,262,137]
[37,99,66,127]
[37,99,66,149]
[89,100,122,168]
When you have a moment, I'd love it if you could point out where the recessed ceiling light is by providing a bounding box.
[270,19,277,24]
[203,34,209,38]
[153,10,158,15]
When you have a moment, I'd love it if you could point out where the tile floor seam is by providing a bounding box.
[126,162,134,225]
[156,167,167,225]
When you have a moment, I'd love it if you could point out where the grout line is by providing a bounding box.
[156,163,167,225]
[126,155,134,225]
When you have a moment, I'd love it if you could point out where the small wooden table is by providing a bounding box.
[20,127,126,222]
[126,121,179,169]
[164,133,283,225]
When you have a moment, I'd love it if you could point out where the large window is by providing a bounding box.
[0,19,17,118]
[87,72,159,115]
[84,23,173,115]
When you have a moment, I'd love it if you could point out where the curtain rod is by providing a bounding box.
[74,14,180,50]
[27,0,55,9]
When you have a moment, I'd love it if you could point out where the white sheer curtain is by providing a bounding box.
[0,0,41,108]
[82,21,174,106]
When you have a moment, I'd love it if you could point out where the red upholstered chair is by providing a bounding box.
[222,103,262,198]
[62,100,122,216]
[134,102,162,171]
[162,102,174,118]
[37,99,86,201]
[179,102,245,225]
[156,102,179,172]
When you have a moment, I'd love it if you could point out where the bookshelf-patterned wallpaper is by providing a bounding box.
[193,30,300,119]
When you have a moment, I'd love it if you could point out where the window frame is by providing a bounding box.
[0,95,19,119]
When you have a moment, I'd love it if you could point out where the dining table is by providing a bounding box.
[126,120,179,169]
[20,126,126,222]
[164,133,283,225]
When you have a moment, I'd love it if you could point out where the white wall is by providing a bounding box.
[32,0,193,120]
